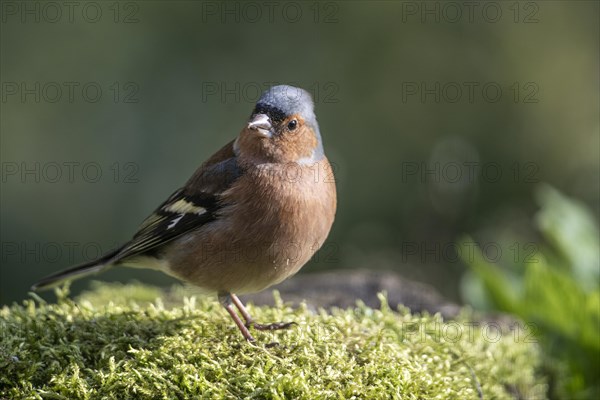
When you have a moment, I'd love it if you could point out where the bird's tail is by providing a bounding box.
[31,247,122,291]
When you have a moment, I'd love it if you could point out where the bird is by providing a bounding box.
[31,85,337,342]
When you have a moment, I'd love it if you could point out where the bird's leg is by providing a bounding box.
[230,293,296,331]
[218,293,255,342]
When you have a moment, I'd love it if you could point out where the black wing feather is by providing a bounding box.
[114,191,218,259]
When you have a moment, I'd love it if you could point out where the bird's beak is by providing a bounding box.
[247,114,272,138]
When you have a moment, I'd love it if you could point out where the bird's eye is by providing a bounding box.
[287,119,298,131]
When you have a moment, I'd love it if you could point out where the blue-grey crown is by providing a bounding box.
[253,85,324,159]
[256,85,314,120]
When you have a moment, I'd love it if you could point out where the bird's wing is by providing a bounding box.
[110,140,241,262]
[113,189,219,258]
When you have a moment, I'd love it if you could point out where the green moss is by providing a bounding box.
[1,282,546,399]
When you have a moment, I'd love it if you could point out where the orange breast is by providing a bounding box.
[164,159,337,294]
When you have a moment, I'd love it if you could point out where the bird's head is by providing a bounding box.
[235,85,324,165]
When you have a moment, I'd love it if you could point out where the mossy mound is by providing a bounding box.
[1,282,546,399]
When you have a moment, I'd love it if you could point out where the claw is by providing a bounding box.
[220,292,297,342]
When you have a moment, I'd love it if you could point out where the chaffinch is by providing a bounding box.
[32,85,337,342]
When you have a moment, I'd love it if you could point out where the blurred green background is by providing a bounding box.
[1,1,599,398]
[1,1,598,304]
